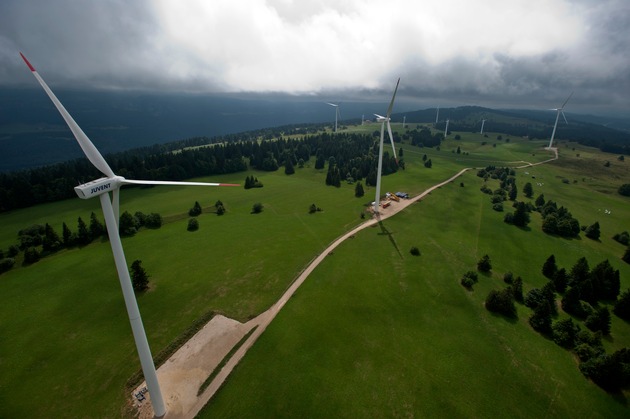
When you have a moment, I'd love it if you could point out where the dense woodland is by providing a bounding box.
[0,126,407,212]
[404,106,630,154]
[2,104,627,213]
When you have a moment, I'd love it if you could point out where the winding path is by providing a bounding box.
[159,148,558,418]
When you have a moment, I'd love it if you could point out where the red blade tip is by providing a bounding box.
[220,183,240,187]
[19,52,36,72]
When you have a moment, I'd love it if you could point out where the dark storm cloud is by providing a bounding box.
[0,0,628,116]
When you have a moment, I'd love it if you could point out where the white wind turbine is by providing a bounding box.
[480,118,487,135]
[444,119,450,138]
[402,115,406,128]
[20,53,239,418]
[373,78,400,214]
[547,92,573,149]
[435,105,440,124]
[325,102,340,132]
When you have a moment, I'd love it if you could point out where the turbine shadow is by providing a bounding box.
[377,220,403,259]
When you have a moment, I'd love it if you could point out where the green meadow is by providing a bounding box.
[0,127,629,417]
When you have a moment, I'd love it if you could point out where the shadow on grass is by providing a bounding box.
[610,390,628,406]
[377,221,403,259]
[486,309,519,324]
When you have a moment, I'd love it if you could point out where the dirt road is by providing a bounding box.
[136,148,558,418]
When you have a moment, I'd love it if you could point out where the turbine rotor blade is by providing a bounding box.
[20,53,115,178]
[120,179,240,187]
[385,78,401,118]
[325,102,338,107]
[386,120,397,162]
[561,111,568,125]
[561,91,574,108]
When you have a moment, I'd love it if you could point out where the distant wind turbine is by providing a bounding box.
[326,102,340,132]
[435,105,440,124]
[20,53,239,418]
[547,92,573,149]
[480,118,487,135]
[444,119,450,138]
[373,78,400,214]
[402,115,406,128]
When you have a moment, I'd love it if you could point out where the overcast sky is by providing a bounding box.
[1,0,629,116]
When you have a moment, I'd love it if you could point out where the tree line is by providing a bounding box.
[0,127,402,212]
[462,252,629,392]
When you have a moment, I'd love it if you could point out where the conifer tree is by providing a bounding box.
[76,216,91,245]
[130,259,149,292]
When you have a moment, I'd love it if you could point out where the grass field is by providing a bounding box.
[0,126,629,417]
[202,139,630,418]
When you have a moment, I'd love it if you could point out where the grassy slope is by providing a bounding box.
[0,129,628,417]
[203,138,630,417]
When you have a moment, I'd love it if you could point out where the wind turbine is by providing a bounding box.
[480,118,487,135]
[547,92,573,149]
[325,102,340,132]
[373,78,400,214]
[444,119,450,138]
[20,53,239,418]
[402,115,406,128]
[435,105,440,124]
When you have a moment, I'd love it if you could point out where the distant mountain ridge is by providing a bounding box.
[395,106,630,154]
[1,89,628,172]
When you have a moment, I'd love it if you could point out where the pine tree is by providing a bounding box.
[529,301,553,335]
[624,247,630,264]
[130,259,149,292]
[62,222,74,246]
[284,158,295,175]
[552,268,568,293]
[585,306,611,335]
[89,212,105,239]
[585,221,601,240]
[355,182,365,198]
[187,218,199,231]
[119,211,138,236]
[511,201,530,227]
[42,223,62,252]
[508,184,517,201]
[76,216,91,245]
[523,182,534,198]
[569,257,590,286]
[614,289,630,320]
[477,254,492,272]
[188,201,202,216]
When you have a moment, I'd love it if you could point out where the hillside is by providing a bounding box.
[0,121,629,417]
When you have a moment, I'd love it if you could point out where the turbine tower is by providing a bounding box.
[402,115,406,128]
[547,92,573,149]
[373,78,400,214]
[444,119,450,138]
[435,105,440,124]
[20,53,239,418]
[480,119,487,135]
[326,102,340,132]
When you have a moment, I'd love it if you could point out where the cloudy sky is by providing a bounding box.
[1,0,629,116]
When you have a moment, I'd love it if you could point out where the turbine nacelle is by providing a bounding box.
[374,113,389,122]
[74,176,124,199]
